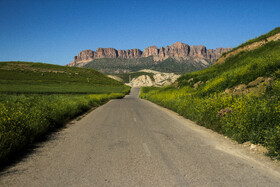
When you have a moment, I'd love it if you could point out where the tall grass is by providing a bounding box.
[0,93,126,162]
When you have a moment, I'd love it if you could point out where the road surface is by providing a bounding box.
[1,88,280,186]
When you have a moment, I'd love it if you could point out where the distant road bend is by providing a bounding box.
[1,88,280,186]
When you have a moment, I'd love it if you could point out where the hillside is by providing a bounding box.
[140,27,280,159]
[216,27,280,64]
[84,56,211,74]
[0,61,129,94]
[68,42,231,74]
[177,28,280,94]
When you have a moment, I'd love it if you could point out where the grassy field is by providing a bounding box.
[0,61,128,94]
[140,29,280,159]
[0,61,130,163]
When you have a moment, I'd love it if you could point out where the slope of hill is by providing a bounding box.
[216,27,280,64]
[140,27,280,159]
[0,61,129,94]
[84,56,213,74]
[68,42,231,74]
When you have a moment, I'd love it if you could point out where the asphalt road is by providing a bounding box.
[1,87,280,186]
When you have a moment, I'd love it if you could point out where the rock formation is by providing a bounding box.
[126,69,181,87]
[166,42,190,57]
[68,42,232,67]
[95,48,117,59]
[118,49,142,58]
[142,46,159,57]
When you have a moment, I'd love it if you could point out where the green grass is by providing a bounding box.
[0,61,130,163]
[0,61,129,94]
[140,28,280,159]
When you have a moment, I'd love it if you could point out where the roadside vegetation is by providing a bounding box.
[0,61,130,163]
[140,28,280,159]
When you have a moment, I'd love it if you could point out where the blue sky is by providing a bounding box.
[0,0,279,65]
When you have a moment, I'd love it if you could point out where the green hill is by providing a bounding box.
[177,37,280,95]
[140,27,280,159]
[226,27,280,54]
[0,61,128,94]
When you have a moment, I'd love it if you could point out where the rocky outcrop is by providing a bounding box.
[207,47,232,63]
[142,46,159,57]
[160,42,190,59]
[68,42,232,67]
[95,48,118,59]
[190,45,207,58]
[126,69,180,87]
[224,77,274,96]
[67,49,95,67]
[118,49,142,58]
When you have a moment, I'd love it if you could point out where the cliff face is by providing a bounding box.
[68,42,232,67]
[142,46,159,57]
[118,49,142,58]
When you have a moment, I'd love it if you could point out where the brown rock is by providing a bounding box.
[194,81,203,89]
[126,49,142,58]
[95,48,118,58]
[117,50,127,58]
[207,47,232,63]
[158,47,165,58]
[142,46,159,57]
[215,47,232,56]
[166,42,190,57]
[118,49,142,58]
[248,77,265,87]
[76,50,95,62]
[206,49,216,62]
[190,45,207,58]
[67,49,95,67]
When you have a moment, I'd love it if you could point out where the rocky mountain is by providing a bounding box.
[68,42,231,67]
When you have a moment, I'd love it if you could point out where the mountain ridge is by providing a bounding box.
[68,42,232,67]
